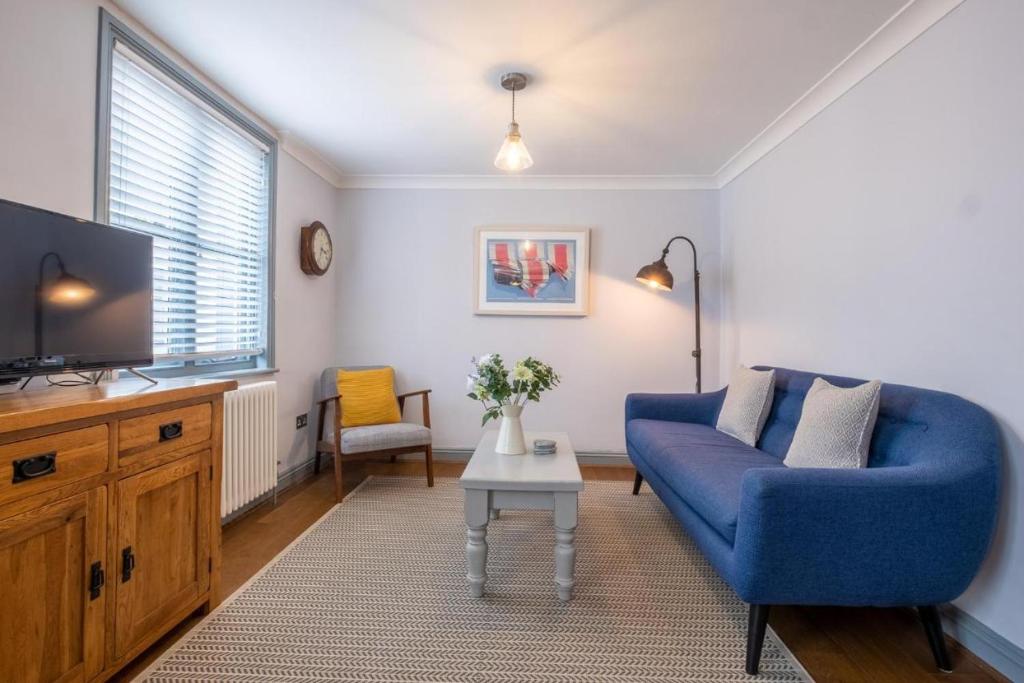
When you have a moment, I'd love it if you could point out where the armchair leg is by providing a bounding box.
[425,444,435,487]
[632,471,643,495]
[746,604,771,675]
[332,448,344,503]
[918,605,953,672]
[314,450,321,475]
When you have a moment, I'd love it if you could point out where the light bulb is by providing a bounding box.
[494,122,533,172]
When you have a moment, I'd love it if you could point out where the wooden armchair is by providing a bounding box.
[314,366,434,502]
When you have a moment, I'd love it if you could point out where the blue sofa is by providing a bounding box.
[626,367,1000,675]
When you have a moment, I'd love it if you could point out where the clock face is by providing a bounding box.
[312,226,332,271]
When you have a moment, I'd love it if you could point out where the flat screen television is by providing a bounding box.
[0,198,153,379]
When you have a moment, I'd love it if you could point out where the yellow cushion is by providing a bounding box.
[337,367,401,428]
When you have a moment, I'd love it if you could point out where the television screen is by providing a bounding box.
[0,198,153,378]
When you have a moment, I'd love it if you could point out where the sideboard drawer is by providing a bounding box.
[119,403,212,459]
[0,425,108,506]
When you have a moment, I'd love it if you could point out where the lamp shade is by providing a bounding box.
[494,122,533,172]
[635,257,673,291]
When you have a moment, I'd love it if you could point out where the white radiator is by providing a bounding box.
[222,381,278,517]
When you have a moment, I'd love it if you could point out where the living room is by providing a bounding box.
[0,0,1020,681]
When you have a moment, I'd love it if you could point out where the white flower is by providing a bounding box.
[512,364,534,382]
[477,353,494,367]
[466,375,478,393]
[473,383,490,400]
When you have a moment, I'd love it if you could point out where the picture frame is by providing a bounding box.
[474,226,590,316]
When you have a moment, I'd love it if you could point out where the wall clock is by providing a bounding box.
[300,221,333,276]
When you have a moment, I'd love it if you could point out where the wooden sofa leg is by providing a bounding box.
[746,604,771,675]
[425,445,435,487]
[632,471,643,495]
[918,605,953,672]
[313,450,321,475]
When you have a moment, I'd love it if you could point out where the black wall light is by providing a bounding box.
[635,236,702,393]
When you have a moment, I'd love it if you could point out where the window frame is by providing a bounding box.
[95,8,276,378]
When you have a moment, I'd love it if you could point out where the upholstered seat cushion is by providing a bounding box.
[328,422,431,454]
[627,419,784,544]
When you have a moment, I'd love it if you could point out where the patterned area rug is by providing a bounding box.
[141,477,810,682]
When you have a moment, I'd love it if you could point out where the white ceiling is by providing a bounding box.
[115,0,908,178]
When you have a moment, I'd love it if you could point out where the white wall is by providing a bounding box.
[270,153,339,473]
[719,0,1023,651]
[335,189,720,453]
[0,0,338,474]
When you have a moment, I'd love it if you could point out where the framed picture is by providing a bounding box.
[474,226,590,316]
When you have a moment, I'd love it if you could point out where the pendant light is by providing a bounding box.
[494,72,533,172]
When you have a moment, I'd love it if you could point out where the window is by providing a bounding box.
[96,10,275,375]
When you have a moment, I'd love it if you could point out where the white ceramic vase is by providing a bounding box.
[495,404,527,455]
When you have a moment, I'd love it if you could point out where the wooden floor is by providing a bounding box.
[114,460,1006,683]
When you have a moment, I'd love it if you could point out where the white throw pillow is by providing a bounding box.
[716,366,776,446]
[784,377,882,469]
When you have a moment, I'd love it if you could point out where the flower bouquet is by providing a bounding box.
[467,354,560,454]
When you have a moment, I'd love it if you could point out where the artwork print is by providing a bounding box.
[475,228,589,316]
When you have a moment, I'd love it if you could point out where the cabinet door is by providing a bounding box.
[115,451,210,659]
[0,488,107,683]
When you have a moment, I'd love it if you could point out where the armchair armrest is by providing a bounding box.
[315,395,342,447]
[396,389,431,399]
[397,389,431,428]
[624,388,725,426]
[732,464,998,605]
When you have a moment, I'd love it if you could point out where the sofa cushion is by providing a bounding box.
[627,419,784,543]
[784,377,882,469]
[716,365,775,446]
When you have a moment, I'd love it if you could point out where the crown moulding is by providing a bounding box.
[713,0,965,187]
[331,175,719,191]
[280,0,964,192]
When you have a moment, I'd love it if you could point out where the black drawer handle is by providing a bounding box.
[12,452,57,484]
[159,421,183,442]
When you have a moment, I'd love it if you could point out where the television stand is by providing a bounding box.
[125,367,159,384]
[17,367,158,390]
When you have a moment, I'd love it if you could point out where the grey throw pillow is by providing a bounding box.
[784,377,882,469]
[716,366,776,446]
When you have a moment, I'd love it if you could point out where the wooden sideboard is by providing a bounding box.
[0,378,236,682]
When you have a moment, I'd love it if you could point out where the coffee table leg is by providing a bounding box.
[554,491,578,601]
[489,508,500,520]
[465,489,489,597]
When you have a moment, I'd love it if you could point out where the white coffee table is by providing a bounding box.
[459,431,584,601]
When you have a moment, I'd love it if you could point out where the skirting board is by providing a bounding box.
[420,448,630,466]
[221,449,627,523]
[263,447,630,508]
[277,456,320,490]
[942,605,1024,681]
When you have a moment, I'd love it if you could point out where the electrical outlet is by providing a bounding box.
[296,413,308,430]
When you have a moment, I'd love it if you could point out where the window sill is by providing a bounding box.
[191,367,280,380]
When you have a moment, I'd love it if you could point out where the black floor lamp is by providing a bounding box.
[635,236,702,394]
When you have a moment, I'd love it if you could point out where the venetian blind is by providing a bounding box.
[108,40,269,361]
